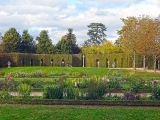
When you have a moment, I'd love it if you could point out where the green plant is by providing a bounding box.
[43,85,64,99]
[16,83,32,98]
[63,87,75,99]
[0,71,5,77]
[85,79,108,99]
[151,85,160,100]
[0,89,12,99]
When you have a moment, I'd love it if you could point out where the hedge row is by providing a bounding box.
[0,53,155,68]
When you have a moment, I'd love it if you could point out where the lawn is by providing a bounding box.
[0,67,160,119]
[0,66,160,78]
[0,105,160,120]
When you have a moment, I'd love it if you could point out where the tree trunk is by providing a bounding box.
[143,55,146,71]
[154,55,156,73]
[133,51,136,70]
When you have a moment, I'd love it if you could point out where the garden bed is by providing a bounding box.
[0,99,160,106]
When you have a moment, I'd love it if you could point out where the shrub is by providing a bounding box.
[123,91,140,100]
[85,79,108,100]
[16,83,32,98]
[43,85,64,99]
[151,85,160,100]
[0,71,5,77]
[63,87,75,99]
[0,89,12,99]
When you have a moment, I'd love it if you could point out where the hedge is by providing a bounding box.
[0,53,156,69]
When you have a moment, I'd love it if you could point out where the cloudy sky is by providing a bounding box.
[0,0,160,45]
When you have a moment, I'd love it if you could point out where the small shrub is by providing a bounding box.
[43,85,64,99]
[85,79,108,100]
[151,85,160,100]
[16,83,32,98]
[123,91,140,100]
[0,89,12,99]
[0,71,5,77]
[63,87,75,99]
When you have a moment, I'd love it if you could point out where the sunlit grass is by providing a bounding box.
[0,66,160,78]
[0,105,160,120]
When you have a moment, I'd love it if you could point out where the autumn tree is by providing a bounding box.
[36,30,54,54]
[117,16,138,70]
[149,15,160,72]
[2,28,21,52]
[136,15,157,71]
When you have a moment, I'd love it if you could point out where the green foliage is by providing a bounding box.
[85,79,108,99]
[151,85,160,100]
[2,27,21,52]
[20,29,36,53]
[0,71,5,77]
[0,89,12,99]
[36,30,54,54]
[84,23,107,46]
[43,85,64,99]
[16,83,32,98]
[63,86,76,99]
[55,29,80,54]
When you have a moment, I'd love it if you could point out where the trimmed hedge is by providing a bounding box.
[0,53,155,69]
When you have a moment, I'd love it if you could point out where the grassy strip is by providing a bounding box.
[1,66,160,77]
[0,104,160,120]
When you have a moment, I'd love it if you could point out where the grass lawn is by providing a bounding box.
[0,66,160,78]
[0,105,160,120]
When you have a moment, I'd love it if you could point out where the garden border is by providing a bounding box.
[0,99,160,106]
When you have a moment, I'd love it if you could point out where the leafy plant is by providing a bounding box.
[85,79,108,99]
[151,85,160,100]
[16,83,32,98]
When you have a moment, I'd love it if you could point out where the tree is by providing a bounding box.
[0,33,5,53]
[2,28,21,52]
[36,30,54,54]
[117,17,138,70]
[136,15,156,71]
[84,23,107,46]
[149,15,160,72]
[81,40,121,54]
[20,29,36,53]
[55,28,80,54]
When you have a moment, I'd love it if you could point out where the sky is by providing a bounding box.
[0,0,160,46]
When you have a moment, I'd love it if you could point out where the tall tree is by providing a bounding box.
[0,33,5,53]
[36,30,54,54]
[149,15,160,72]
[136,15,156,71]
[117,16,138,70]
[20,29,36,53]
[84,23,107,46]
[2,28,21,52]
[55,28,80,54]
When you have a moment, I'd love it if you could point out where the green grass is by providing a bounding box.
[0,105,160,120]
[0,66,160,77]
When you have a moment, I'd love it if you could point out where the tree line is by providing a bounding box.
[117,14,160,72]
[0,23,121,54]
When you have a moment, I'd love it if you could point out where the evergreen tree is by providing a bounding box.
[36,30,54,54]
[55,28,80,54]
[20,29,36,53]
[84,23,107,46]
[2,28,21,52]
